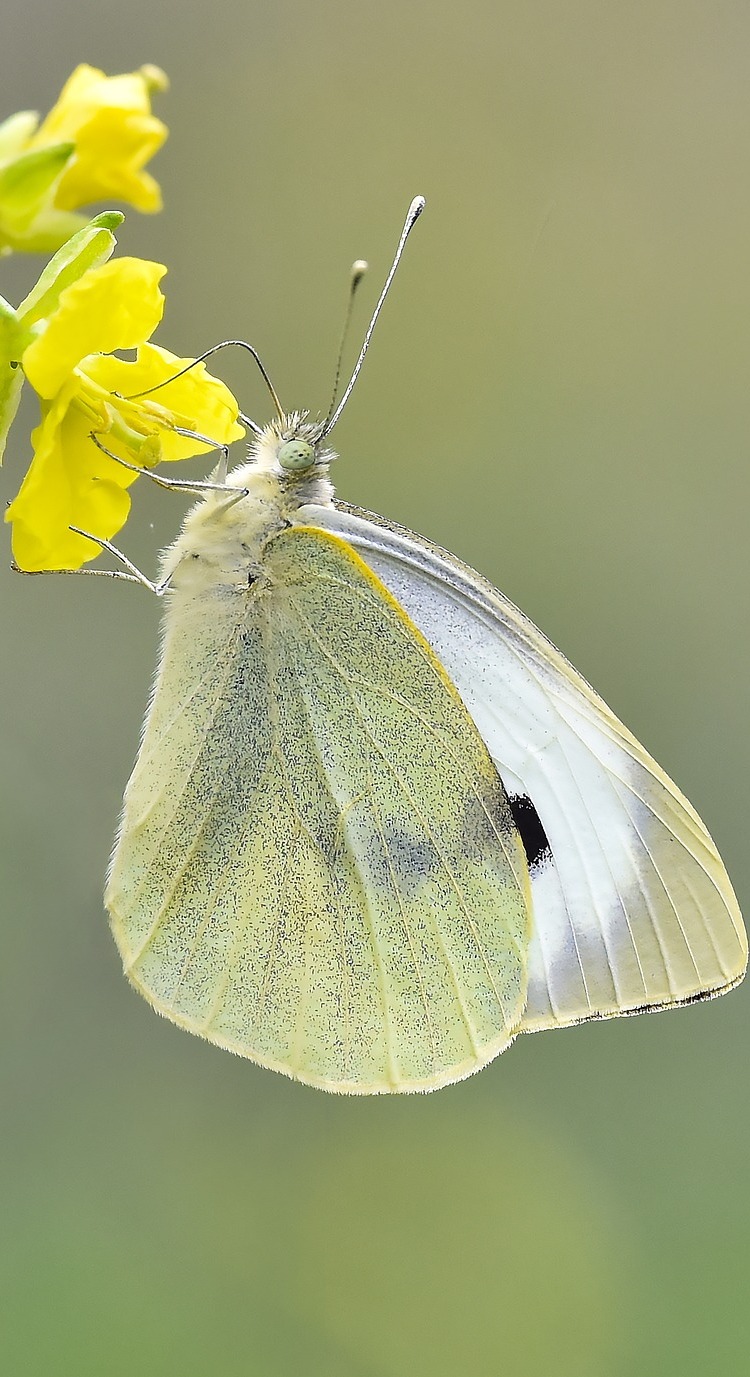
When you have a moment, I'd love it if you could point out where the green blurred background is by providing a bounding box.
[2,3,749,1373]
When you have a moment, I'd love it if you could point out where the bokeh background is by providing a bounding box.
[2,3,749,1374]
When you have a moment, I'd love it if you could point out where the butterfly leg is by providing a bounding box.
[89,433,247,496]
[66,526,172,595]
[11,560,147,588]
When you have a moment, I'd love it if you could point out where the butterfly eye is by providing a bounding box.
[278,439,315,472]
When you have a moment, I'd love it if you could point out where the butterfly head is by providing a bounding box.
[252,411,336,484]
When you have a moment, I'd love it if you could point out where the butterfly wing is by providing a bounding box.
[303,502,747,1033]
[106,524,532,1092]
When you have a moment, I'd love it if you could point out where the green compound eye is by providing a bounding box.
[278,439,315,472]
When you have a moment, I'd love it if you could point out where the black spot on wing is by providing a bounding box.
[508,794,552,873]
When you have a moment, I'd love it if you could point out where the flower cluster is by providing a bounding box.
[0,64,167,255]
[1,66,244,573]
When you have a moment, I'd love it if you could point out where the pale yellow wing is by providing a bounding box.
[106,525,532,1093]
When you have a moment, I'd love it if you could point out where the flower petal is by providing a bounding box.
[84,343,245,458]
[5,379,137,570]
[55,110,167,214]
[23,257,166,399]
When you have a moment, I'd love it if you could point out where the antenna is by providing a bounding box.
[323,259,369,430]
[322,195,425,437]
[122,340,285,433]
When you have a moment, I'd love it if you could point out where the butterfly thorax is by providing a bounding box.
[160,411,336,592]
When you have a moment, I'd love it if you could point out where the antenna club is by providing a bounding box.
[351,260,369,287]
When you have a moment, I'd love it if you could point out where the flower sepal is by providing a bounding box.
[0,111,38,162]
[17,210,124,334]
[0,294,23,460]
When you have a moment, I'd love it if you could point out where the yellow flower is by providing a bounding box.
[31,64,168,213]
[6,254,244,572]
[0,65,168,254]
[0,211,124,461]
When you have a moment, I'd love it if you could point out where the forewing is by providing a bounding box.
[303,502,747,1032]
[106,525,531,1092]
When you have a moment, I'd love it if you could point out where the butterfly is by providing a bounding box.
[104,199,747,1093]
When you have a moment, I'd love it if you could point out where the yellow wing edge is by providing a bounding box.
[121,959,523,1094]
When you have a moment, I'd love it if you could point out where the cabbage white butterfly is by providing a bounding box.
[105,198,746,1093]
